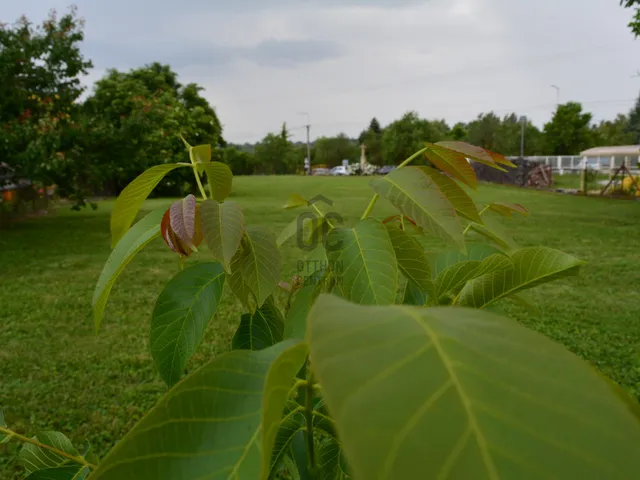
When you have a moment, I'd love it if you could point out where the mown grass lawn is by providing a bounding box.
[1,175,639,477]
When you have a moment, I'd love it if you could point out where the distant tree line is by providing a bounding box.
[2,8,640,207]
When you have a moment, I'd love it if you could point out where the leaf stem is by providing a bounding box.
[193,166,208,200]
[304,373,316,474]
[361,146,430,220]
[463,204,491,236]
[0,427,96,470]
[310,203,334,229]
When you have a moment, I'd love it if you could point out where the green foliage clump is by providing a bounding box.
[3,139,640,479]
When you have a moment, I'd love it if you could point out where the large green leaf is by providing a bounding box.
[25,465,90,480]
[229,226,282,310]
[110,164,184,247]
[458,246,584,308]
[91,341,303,480]
[232,298,285,351]
[266,401,307,479]
[325,219,397,305]
[150,262,225,387]
[403,280,428,306]
[436,254,514,299]
[260,342,309,480]
[190,144,212,172]
[431,244,502,278]
[317,438,350,480]
[370,166,465,251]
[93,208,165,331]
[204,162,233,202]
[200,199,245,272]
[20,432,79,474]
[385,224,434,295]
[420,167,482,223]
[423,143,478,189]
[435,261,481,298]
[307,295,640,480]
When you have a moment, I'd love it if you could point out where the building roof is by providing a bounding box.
[580,145,640,157]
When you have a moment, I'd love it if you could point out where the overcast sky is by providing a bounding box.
[6,0,640,142]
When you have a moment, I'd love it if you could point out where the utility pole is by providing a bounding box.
[551,85,560,106]
[520,115,526,158]
[298,112,311,175]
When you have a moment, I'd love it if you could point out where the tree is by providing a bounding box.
[83,63,225,194]
[627,94,640,143]
[450,122,468,141]
[543,102,594,155]
[223,146,255,175]
[593,114,635,146]
[381,111,448,164]
[313,133,359,167]
[253,124,298,174]
[0,8,93,202]
[621,0,640,36]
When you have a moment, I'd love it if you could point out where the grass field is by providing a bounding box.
[1,175,640,476]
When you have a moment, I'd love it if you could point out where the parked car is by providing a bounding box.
[377,165,397,175]
[312,167,330,176]
[330,166,350,176]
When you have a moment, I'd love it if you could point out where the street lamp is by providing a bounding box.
[550,85,560,106]
[298,112,311,175]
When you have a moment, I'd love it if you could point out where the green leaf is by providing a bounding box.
[91,341,302,480]
[204,162,233,202]
[25,465,90,480]
[458,246,584,308]
[150,262,225,387]
[423,143,478,189]
[435,260,481,298]
[370,166,465,251]
[436,254,514,300]
[200,199,245,272]
[232,298,285,351]
[317,438,350,480]
[403,280,428,306]
[284,193,308,209]
[325,219,397,305]
[285,285,319,341]
[260,342,309,480]
[267,402,307,479]
[384,224,434,295]
[229,226,282,310]
[431,244,502,278]
[419,166,482,223]
[110,164,184,247]
[307,295,640,480]
[290,430,313,480]
[468,213,519,252]
[93,208,165,331]
[20,432,79,474]
[488,202,529,218]
[190,144,212,172]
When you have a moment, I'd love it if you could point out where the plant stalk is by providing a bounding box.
[0,427,96,470]
[361,146,430,220]
[193,166,208,200]
[304,374,316,474]
[463,204,491,236]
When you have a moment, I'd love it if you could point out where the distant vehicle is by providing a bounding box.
[377,165,397,175]
[330,166,350,176]
[312,167,330,176]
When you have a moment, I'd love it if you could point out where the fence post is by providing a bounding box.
[558,156,563,175]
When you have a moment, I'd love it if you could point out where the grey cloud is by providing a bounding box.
[83,38,343,70]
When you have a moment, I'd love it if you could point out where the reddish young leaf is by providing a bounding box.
[170,195,197,248]
[423,143,478,189]
[161,208,191,257]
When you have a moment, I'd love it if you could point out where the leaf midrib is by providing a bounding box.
[401,306,500,480]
